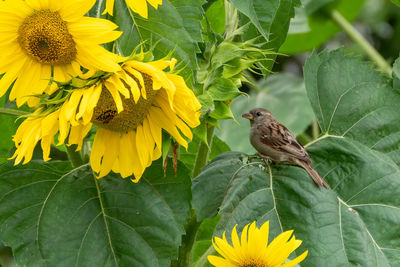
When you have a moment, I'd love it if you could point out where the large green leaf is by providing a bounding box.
[304,49,400,164]
[192,50,400,265]
[231,0,299,48]
[280,0,365,54]
[112,0,202,61]
[229,0,299,72]
[0,159,191,266]
[216,73,314,154]
[192,136,400,265]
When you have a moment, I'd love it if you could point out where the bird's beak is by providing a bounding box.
[242,113,254,120]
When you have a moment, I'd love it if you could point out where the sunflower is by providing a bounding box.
[11,57,201,182]
[0,0,122,107]
[103,0,162,18]
[208,221,308,267]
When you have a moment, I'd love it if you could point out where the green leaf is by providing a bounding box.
[192,136,400,265]
[0,159,191,266]
[192,50,400,265]
[231,0,298,45]
[197,92,214,113]
[392,57,400,90]
[280,0,365,54]
[286,6,310,34]
[234,0,299,72]
[203,0,225,34]
[304,49,400,164]
[216,73,314,154]
[209,101,235,121]
[109,0,204,83]
[193,122,208,146]
[207,78,243,101]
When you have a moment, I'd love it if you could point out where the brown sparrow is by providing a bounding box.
[242,108,330,188]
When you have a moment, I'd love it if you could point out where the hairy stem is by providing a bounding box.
[330,9,392,76]
[65,145,85,168]
[172,125,215,267]
[172,212,202,267]
[192,126,215,178]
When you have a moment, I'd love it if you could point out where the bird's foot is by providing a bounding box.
[257,153,271,166]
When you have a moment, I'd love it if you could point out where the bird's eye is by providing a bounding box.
[256,112,262,117]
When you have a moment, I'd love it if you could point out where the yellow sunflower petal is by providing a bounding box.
[125,0,148,19]
[209,221,307,267]
[68,123,92,150]
[98,130,120,178]
[68,17,122,44]
[102,0,115,15]
[281,250,309,267]
[146,115,162,152]
[59,0,95,22]
[90,127,107,172]
[147,0,162,9]
[120,69,141,103]
[142,117,155,164]
[76,85,95,120]
[207,255,236,267]
[75,43,121,73]
[129,130,146,181]
[104,81,124,113]
[58,103,71,145]
[135,124,149,168]
[149,107,187,149]
[118,132,134,178]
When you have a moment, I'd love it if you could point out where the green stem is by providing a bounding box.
[172,212,202,267]
[192,126,215,178]
[65,145,84,168]
[172,125,215,267]
[0,108,29,117]
[330,9,392,76]
[312,118,320,140]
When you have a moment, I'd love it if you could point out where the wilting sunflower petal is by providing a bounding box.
[11,57,201,183]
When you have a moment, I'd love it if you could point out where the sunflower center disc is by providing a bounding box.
[18,10,77,64]
[92,73,159,132]
[240,261,266,267]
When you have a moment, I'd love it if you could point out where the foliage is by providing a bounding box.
[0,159,191,266]
[193,49,400,265]
[0,0,400,266]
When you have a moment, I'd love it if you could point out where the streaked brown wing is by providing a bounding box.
[257,122,311,162]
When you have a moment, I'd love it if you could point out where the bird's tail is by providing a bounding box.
[296,160,330,188]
